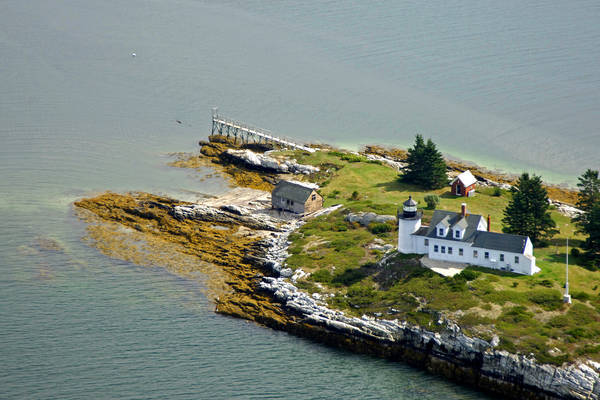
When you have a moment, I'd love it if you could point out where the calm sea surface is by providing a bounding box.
[1,1,598,398]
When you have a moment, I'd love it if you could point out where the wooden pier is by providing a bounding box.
[210,108,315,153]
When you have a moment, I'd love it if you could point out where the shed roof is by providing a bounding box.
[272,180,317,204]
[452,170,477,187]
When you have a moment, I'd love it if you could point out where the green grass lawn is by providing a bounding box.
[276,149,600,364]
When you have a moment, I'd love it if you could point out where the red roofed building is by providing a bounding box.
[451,170,477,197]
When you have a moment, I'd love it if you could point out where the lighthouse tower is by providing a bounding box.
[397,196,422,253]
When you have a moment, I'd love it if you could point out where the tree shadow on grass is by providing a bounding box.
[374,180,431,194]
[440,191,459,199]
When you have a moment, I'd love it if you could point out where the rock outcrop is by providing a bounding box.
[345,212,396,226]
[257,275,600,400]
[364,154,406,171]
[548,199,584,219]
[223,149,320,175]
[171,203,283,232]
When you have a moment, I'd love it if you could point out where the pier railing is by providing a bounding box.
[210,109,315,153]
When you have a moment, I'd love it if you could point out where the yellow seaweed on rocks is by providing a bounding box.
[74,191,292,326]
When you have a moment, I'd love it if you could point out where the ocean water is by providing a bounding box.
[1,0,598,398]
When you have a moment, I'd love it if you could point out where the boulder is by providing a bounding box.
[345,212,396,227]
[223,149,319,175]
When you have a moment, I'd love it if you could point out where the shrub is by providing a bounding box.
[348,191,360,201]
[529,289,563,311]
[497,337,517,353]
[566,327,595,339]
[328,238,354,251]
[311,268,333,283]
[340,153,367,163]
[424,194,440,210]
[332,221,348,232]
[547,315,569,328]
[492,187,502,197]
[571,247,581,258]
[567,303,596,325]
[288,246,302,255]
[535,279,554,288]
[332,268,370,286]
[459,313,492,327]
[327,190,341,199]
[457,269,481,281]
[512,281,519,288]
[499,306,534,324]
[571,291,591,302]
[346,284,377,306]
[369,223,393,234]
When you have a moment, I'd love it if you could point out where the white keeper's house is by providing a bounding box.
[397,196,540,275]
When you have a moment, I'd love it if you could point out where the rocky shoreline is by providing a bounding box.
[75,191,599,400]
[219,206,599,400]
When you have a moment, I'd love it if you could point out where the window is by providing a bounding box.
[441,246,446,254]
[459,248,463,256]
[500,254,504,262]
[311,194,316,201]
[448,247,453,255]
[434,245,439,252]
[484,252,489,259]
[455,230,460,238]
[424,239,429,246]
[515,256,519,264]
[438,228,444,236]
[473,250,478,258]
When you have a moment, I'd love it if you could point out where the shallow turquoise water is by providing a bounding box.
[1,0,597,398]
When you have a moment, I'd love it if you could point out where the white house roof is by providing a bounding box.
[413,209,530,254]
[451,170,477,187]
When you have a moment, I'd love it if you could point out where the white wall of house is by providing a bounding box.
[397,213,537,275]
[524,238,533,256]
[426,238,536,275]
[414,236,428,254]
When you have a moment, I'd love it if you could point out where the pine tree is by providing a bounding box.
[402,134,426,185]
[573,169,600,228]
[573,169,600,262]
[402,135,448,189]
[582,202,600,261]
[502,173,558,245]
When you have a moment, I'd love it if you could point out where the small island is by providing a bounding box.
[75,130,600,400]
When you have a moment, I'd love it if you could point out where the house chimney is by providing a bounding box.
[487,214,491,231]
[461,203,467,217]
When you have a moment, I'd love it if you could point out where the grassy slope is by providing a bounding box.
[277,149,600,364]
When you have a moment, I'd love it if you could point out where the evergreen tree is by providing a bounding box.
[573,169,600,262]
[402,135,448,189]
[581,202,600,261]
[502,173,558,245]
[402,134,426,185]
[573,169,600,228]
